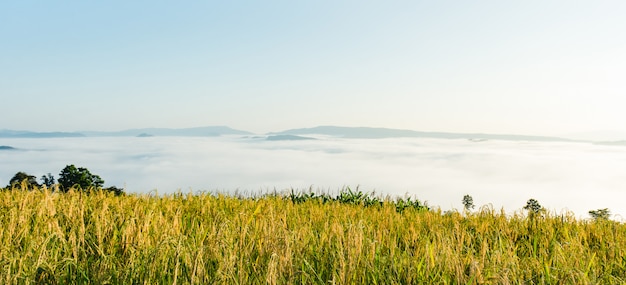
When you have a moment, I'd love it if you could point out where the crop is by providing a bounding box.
[1,186,625,284]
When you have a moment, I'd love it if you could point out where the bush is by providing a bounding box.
[104,186,125,196]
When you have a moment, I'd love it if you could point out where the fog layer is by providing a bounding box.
[1,137,625,218]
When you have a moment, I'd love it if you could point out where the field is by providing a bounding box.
[1,187,626,284]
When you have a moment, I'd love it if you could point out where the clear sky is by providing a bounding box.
[2,1,625,137]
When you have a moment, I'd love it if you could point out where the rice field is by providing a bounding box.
[1,186,625,284]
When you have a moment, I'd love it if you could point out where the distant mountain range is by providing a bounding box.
[0,126,250,138]
[266,135,316,141]
[270,126,576,142]
[81,126,251,137]
[562,131,626,142]
[593,141,626,146]
[0,125,599,143]
[0,130,85,138]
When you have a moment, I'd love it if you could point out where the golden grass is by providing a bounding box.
[1,187,625,284]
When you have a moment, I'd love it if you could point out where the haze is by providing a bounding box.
[2,136,626,219]
[2,1,626,138]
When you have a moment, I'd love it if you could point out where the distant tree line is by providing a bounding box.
[3,165,123,195]
[461,194,612,222]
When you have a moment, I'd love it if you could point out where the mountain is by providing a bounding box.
[271,126,575,142]
[266,135,316,141]
[593,141,626,146]
[0,130,85,138]
[561,131,626,142]
[81,126,252,137]
[0,126,251,138]
[1,126,577,141]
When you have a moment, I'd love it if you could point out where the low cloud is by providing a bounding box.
[2,137,626,218]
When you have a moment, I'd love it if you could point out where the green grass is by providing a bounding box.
[1,186,625,284]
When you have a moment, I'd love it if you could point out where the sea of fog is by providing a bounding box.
[2,136,626,219]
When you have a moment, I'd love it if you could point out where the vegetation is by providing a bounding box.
[462,194,475,211]
[590,208,611,221]
[4,165,123,195]
[41,173,55,188]
[524,198,544,215]
[0,186,625,284]
[58,164,105,191]
[7,172,40,190]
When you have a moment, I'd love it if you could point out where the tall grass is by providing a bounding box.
[1,186,625,284]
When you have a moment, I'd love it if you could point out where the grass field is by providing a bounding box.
[1,186,625,284]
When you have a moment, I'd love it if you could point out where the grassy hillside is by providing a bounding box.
[1,187,625,284]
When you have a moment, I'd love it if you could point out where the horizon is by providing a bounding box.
[2,2,626,137]
[3,124,626,141]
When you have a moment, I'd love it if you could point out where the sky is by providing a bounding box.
[2,1,626,138]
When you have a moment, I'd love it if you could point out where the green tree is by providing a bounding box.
[524,198,543,215]
[104,186,125,196]
[7,172,40,190]
[58,165,104,191]
[589,208,611,221]
[40,173,55,187]
[462,194,475,211]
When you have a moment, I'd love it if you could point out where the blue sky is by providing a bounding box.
[2,1,625,137]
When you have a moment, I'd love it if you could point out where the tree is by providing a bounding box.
[41,173,55,187]
[58,165,104,191]
[523,198,543,214]
[589,208,611,221]
[8,172,40,190]
[462,194,475,211]
[104,186,125,196]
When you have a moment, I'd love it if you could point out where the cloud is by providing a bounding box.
[2,137,626,219]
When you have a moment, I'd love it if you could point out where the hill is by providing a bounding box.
[272,126,574,142]
[81,126,251,137]
[0,130,85,138]
[266,135,316,141]
[594,141,626,146]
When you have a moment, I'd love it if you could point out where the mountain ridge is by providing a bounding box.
[0,125,586,142]
[0,126,251,138]
[0,130,85,138]
[81,126,252,137]
[271,126,577,142]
